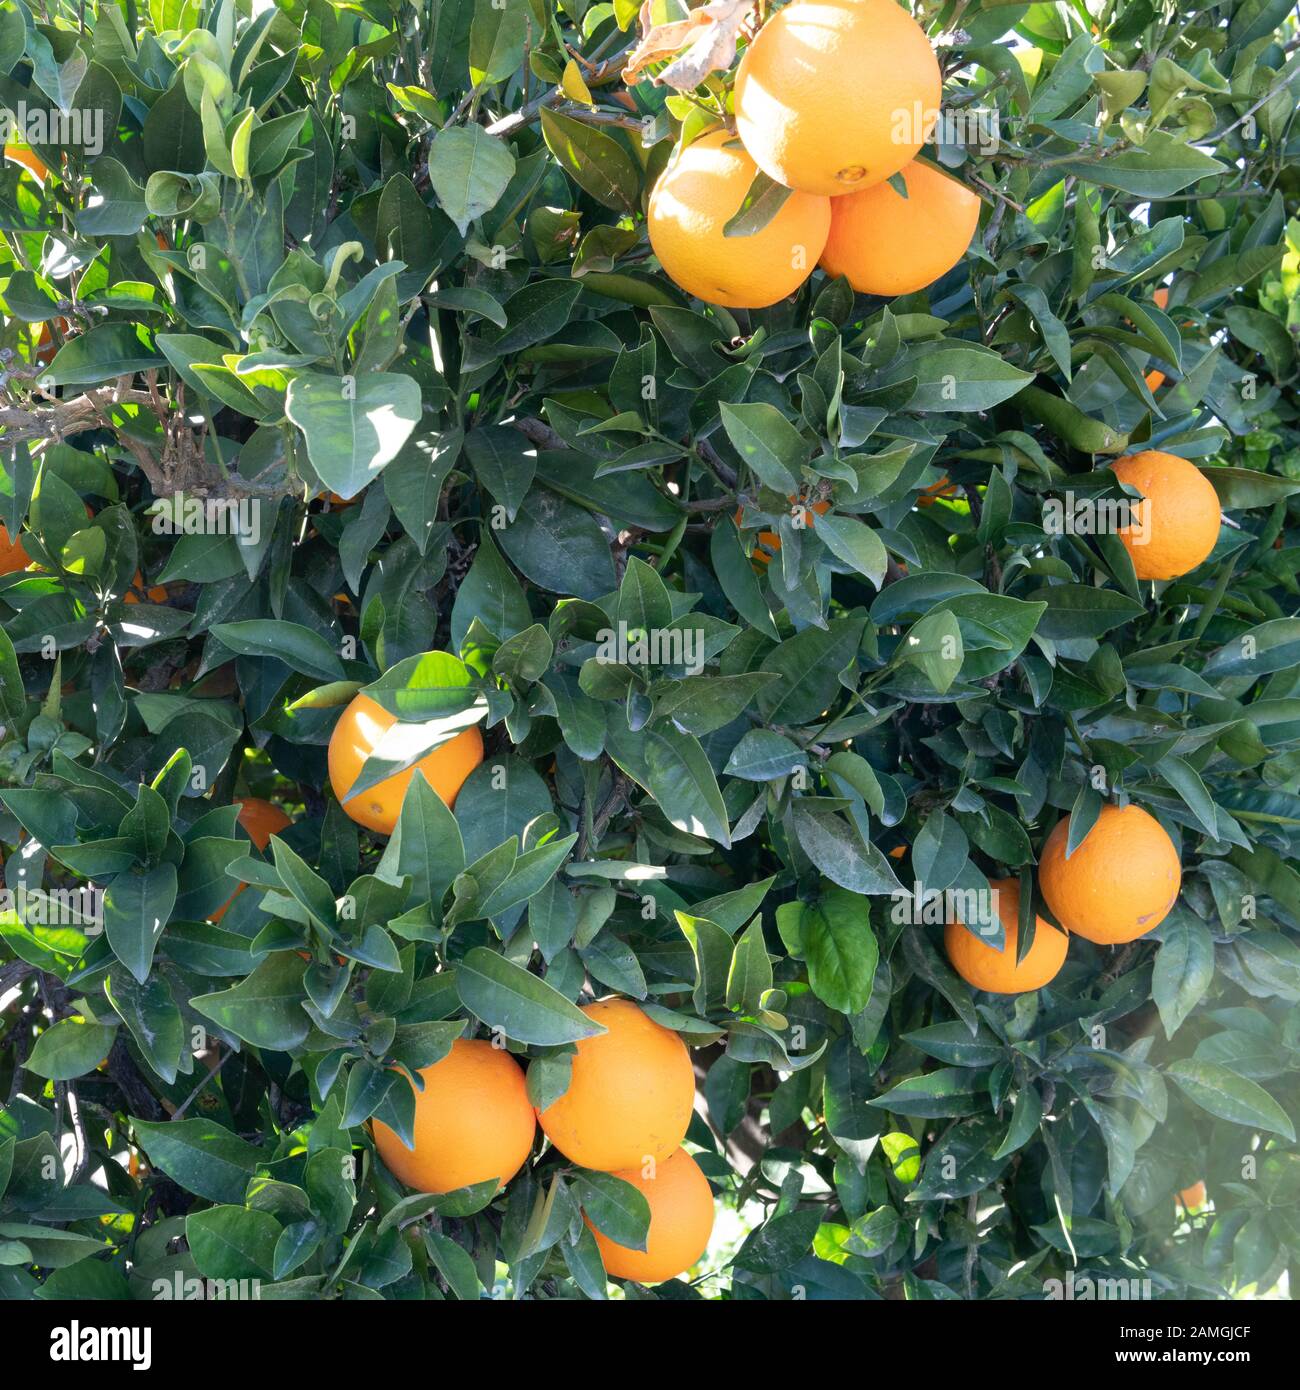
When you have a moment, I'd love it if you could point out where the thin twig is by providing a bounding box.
[171,1050,233,1121]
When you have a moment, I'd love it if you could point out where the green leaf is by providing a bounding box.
[426,1230,481,1299]
[813,513,888,588]
[387,773,465,911]
[1053,131,1227,198]
[790,803,903,896]
[540,107,641,213]
[573,1171,651,1251]
[186,1206,279,1280]
[879,342,1033,412]
[495,484,616,600]
[464,425,536,523]
[1153,919,1215,1038]
[210,619,346,682]
[104,968,184,1084]
[724,729,807,781]
[77,156,148,236]
[757,616,866,726]
[103,862,177,984]
[284,373,423,501]
[269,834,337,929]
[132,1118,263,1205]
[190,953,310,1051]
[724,169,795,238]
[468,0,528,86]
[1166,1060,1295,1140]
[455,947,607,1045]
[720,402,808,493]
[726,917,774,1014]
[428,123,517,235]
[899,610,963,693]
[38,323,160,388]
[643,725,731,847]
[25,1017,119,1081]
[1026,584,1145,640]
[799,888,879,1014]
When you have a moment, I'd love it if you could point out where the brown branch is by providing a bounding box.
[509,415,567,451]
[484,43,636,137]
[0,387,158,446]
[696,437,738,489]
[576,768,633,860]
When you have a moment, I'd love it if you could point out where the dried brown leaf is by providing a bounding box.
[622,0,756,91]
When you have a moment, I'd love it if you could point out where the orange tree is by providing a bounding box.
[1,0,1299,1302]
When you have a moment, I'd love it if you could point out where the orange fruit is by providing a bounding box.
[819,161,980,297]
[736,498,831,564]
[1039,802,1182,945]
[917,473,958,507]
[372,1039,536,1194]
[586,1147,714,1284]
[210,797,293,923]
[1144,288,1171,392]
[733,0,941,197]
[4,143,50,182]
[647,128,831,309]
[887,844,907,859]
[328,690,483,836]
[122,570,169,604]
[234,797,292,852]
[0,523,29,576]
[537,998,695,1172]
[1111,450,1221,580]
[944,877,1068,994]
[1178,1180,1207,1211]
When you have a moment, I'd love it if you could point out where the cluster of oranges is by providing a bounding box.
[646,0,979,309]
[942,802,1183,995]
[372,998,714,1285]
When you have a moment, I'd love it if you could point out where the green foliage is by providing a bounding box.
[1,0,1299,1303]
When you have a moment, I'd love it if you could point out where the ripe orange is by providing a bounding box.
[1111,450,1221,580]
[819,161,980,297]
[736,498,831,564]
[917,473,958,507]
[586,1147,714,1284]
[646,128,831,309]
[1144,287,1170,392]
[1178,1180,1207,1211]
[0,523,29,576]
[123,570,169,604]
[944,877,1068,995]
[327,690,483,836]
[4,143,50,182]
[537,997,695,1172]
[1039,802,1182,945]
[235,797,292,852]
[211,797,293,923]
[372,1038,536,1194]
[734,0,941,197]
